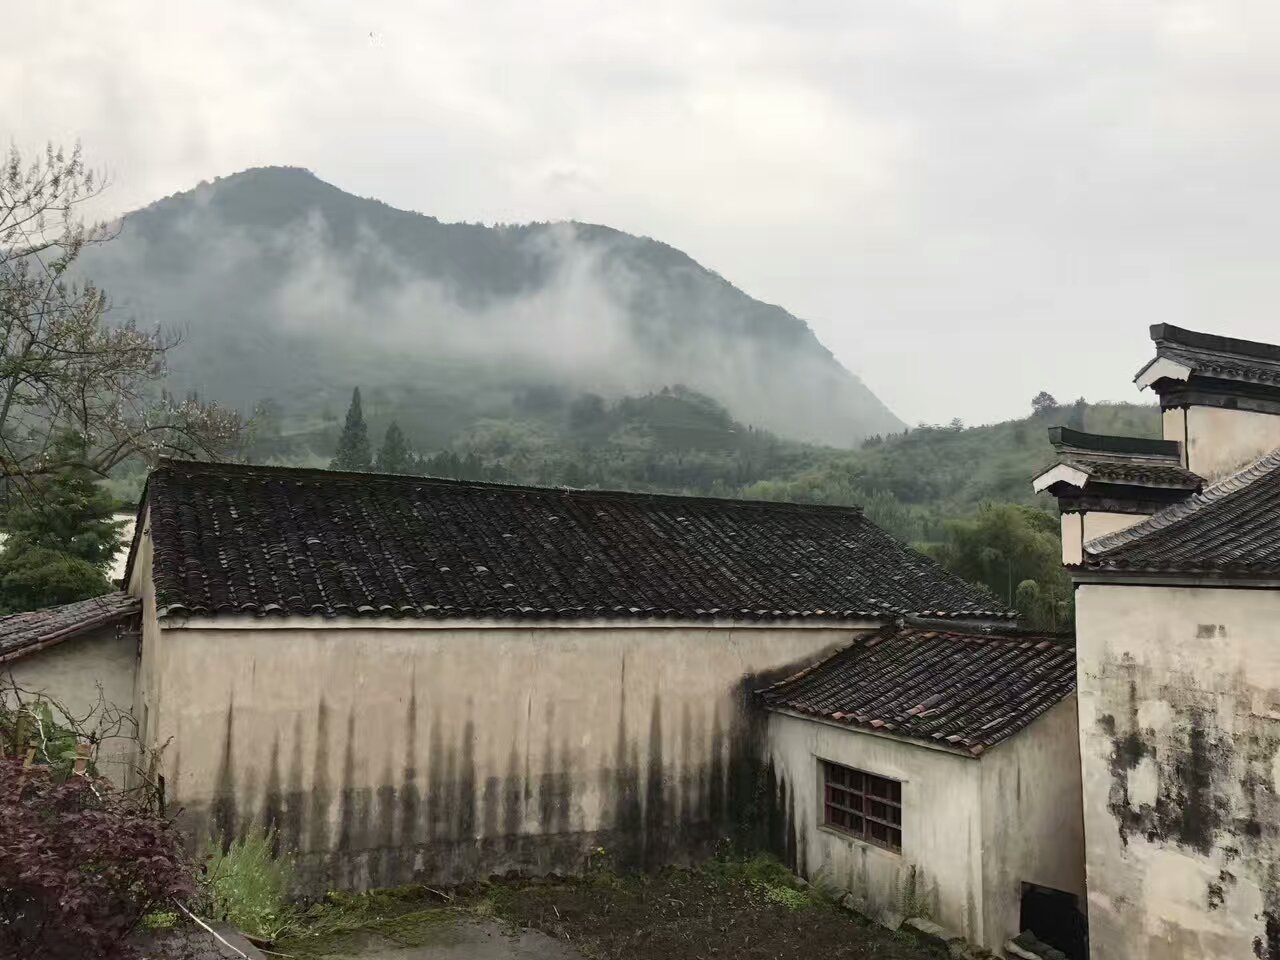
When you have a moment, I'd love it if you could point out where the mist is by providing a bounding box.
[80,169,903,449]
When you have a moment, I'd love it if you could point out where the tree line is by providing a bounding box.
[328,387,501,481]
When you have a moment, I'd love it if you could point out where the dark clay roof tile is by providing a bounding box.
[759,624,1075,753]
[140,460,1012,623]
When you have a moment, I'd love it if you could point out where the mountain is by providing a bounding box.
[82,167,902,448]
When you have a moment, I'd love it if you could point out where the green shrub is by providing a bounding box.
[202,827,297,941]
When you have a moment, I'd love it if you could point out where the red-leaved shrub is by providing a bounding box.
[0,757,196,959]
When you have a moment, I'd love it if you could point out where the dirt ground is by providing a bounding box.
[486,867,945,960]
[271,859,946,960]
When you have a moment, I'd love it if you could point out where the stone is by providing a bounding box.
[838,892,866,915]
[1005,938,1045,960]
[904,917,962,951]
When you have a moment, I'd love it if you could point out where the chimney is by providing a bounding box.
[1032,427,1201,565]
[1136,324,1280,480]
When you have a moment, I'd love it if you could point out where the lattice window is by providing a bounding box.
[822,760,902,852]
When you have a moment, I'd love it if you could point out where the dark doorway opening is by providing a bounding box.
[1019,882,1087,960]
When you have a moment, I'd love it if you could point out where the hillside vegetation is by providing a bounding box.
[108,388,1156,547]
[81,166,902,449]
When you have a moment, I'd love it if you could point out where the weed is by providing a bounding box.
[202,826,298,941]
[897,865,931,920]
[141,910,179,930]
[763,885,813,910]
[705,853,821,912]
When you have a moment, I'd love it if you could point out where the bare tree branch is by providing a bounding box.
[1,143,246,509]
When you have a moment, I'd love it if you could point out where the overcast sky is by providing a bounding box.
[5,1,1280,426]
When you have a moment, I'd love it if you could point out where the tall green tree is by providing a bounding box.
[376,421,412,474]
[0,437,125,612]
[926,502,1073,630]
[330,388,372,471]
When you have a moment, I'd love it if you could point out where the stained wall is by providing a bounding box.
[765,711,986,943]
[767,701,1083,955]
[150,618,860,891]
[1076,583,1280,959]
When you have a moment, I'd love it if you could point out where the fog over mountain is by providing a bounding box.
[82,167,902,448]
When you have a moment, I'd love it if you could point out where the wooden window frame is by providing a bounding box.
[821,759,903,853]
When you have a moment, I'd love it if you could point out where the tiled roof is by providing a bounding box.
[1054,456,1201,490]
[0,592,140,663]
[1086,448,1280,573]
[1034,427,1202,493]
[1144,324,1280,387]
[758,624,1076,755]
[139,460,1012,623]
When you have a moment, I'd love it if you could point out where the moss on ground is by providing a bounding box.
[272,856,945,960]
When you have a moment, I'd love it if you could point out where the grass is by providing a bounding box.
[232,854,947,959]
[702,852,828,911]
[201,827,299,942]
[275,885,460,956]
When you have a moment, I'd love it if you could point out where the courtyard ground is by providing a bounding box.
[269,858,947,960]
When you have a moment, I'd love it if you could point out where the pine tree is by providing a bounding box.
[330,387,372,471]
[0,435,126,612]
[376,421,412,474]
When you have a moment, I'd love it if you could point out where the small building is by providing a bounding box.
[1032,426,1203,566]
[0,592,141,781]
[99,458,1014,892]
[1037,324,1280,959]
[760,623,1083,956]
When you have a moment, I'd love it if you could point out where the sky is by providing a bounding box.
[5,0,1280,427]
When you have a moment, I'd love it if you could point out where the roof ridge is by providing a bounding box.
[1086,445,1280,557]
[1048,426,1180,459]
[1151,324,1280,364]
[153,457,867,516]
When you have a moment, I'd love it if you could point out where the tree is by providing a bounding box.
[0,435,125,612]
[568,392,607,431]
[0,144,244,507]
[375,420,412,474]
[245,397,286,462]
[1030,391,1059,415]
[1066,396,1088,430]
[330,387,372,471]
[927,502,1073,630]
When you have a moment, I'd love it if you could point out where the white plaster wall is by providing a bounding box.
[1075,583,1280,959]
[1061,514,1084,567]
[1083,512,1146,543]
[766,712,986,944]
[150,616,857,890]
[1064,512,1145,566]
[979,697,1086,950]
[128,508,160,754]
[4,625,138,782]
[1185,406,1280,480]
[1162,408,1188,465]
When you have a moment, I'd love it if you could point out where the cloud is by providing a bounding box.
[5,0,1280,424]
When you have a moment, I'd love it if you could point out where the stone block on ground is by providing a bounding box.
[904,917,962,951]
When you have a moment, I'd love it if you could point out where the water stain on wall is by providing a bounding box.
[1099,656,1280,953]
[179,652,813,893]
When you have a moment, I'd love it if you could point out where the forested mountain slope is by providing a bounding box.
[82,166,902,449]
